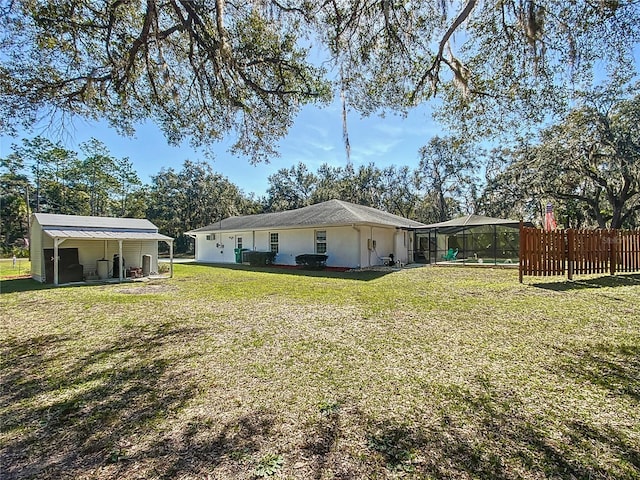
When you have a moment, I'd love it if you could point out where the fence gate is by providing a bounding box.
[519,223,640,282]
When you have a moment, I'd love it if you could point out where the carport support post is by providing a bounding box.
[53,238,60,285]
[518,221,524,283]
[53,237,67,285]
[118,240,123,282]
[53,238,66,285]
[169,240,174,278]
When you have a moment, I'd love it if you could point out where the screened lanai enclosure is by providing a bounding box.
[414,215,524,266]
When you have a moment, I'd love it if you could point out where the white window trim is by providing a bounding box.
[270,232,279,253]
[315,230,327,254]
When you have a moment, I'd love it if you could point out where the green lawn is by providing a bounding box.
[1,264,639,479]
[0,258,31,280]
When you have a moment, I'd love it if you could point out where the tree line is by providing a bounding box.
[2,89,639,256]
[2,0,638,257]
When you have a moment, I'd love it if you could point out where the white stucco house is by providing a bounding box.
[186,199,426,269]
[30,213,174,285]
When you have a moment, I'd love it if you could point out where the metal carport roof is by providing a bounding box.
[42,228,173,242]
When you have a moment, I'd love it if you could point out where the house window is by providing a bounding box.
[206,233,216,241]
[316,230,327,254]
[270,233,279,253]
[237,237,243,249]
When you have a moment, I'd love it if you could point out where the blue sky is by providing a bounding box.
[0,99,443,198]
[3,43,636,200]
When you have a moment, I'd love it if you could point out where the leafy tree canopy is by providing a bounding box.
[416,136,480,223]
[0,0,332,163]
[481,88,640,229]
[1,1,638,160]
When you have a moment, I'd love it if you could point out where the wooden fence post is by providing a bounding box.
[609,230,616,276]
[567,229,574,281]
[518,226,639,282]
[519,221,524,283]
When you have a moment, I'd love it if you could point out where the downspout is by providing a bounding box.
[118,239,123,283]
[351,224,361,268]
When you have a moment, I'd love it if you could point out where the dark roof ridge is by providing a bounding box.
[187,199,425,233]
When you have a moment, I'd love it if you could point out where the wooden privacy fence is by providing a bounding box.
[519,223,640,282]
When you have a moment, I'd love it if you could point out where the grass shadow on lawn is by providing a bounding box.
[3,263,639,478]
[1,278,173,295]
[0,278,52,294]
[192,261,397,281]
[531,273,640,292]
[559,343,640,403]
[0,264,398,293]
[0,323,203,480]
[299,378,639,479]
[3,332,639,478]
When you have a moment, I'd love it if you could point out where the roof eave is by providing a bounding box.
[188,220,423,233]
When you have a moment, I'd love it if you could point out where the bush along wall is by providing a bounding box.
[245,251,277,266]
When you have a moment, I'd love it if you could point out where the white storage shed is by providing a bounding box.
[30,213,174,285]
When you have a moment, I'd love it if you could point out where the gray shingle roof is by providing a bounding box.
[33,213,159,231]
[419,214,521,229]
[187,199,426,233]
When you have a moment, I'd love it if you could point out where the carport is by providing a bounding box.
[31,214,174,285]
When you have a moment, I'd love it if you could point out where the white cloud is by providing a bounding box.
[350,138,403,161]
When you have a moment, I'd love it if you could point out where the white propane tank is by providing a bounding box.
[97,259,109,279]
[142,254,152,276]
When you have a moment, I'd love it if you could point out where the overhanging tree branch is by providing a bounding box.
[411,0,477,102]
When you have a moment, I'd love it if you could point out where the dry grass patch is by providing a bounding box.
[1,265,639,479]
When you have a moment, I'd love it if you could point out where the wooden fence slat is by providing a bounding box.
[585,230,590,274]
[630,231,637,271]
[632,231,636,271]
[576,230,582,275]
[596,230,601,273]
[628,231,632,272]
[609,230,615,276]
[636,230,640,270]
[620,231,626,273]
[567,229,574,280]
[603,230,609,273]
[624,231,628,272]
[544,230,550,276]
[632,230,640,272]
[519,227,640,281]
[586,231,597,274]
